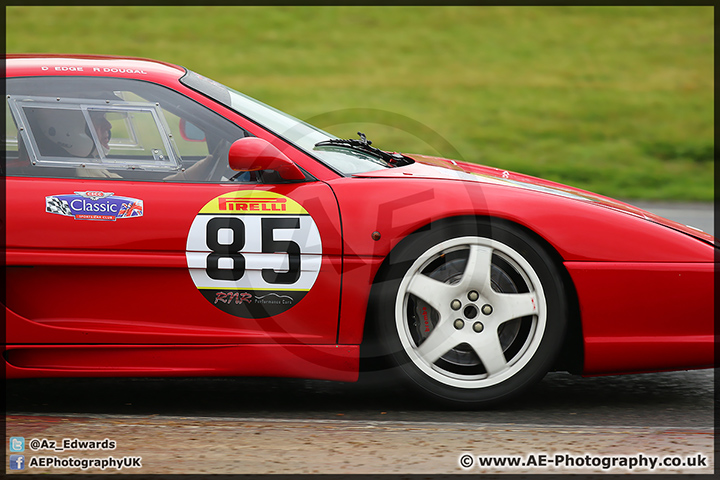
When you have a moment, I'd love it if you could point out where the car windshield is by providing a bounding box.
[180,70,394,175]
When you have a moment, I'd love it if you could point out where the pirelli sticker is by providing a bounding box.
[185,191,322,318]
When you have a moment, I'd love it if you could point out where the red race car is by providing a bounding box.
[3,54,715,406]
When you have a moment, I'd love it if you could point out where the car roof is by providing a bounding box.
[5,54,186,83]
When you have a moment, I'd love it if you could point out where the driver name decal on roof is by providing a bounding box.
[186,191,322,319]
[45,192,144,221]
[38,66,148,75]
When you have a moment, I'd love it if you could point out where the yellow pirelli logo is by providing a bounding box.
[219,197,286,212]
[199,191,307,215]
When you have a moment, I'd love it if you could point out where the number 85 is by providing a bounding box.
[205,217,301,285]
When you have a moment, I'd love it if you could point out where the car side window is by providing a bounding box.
[4,77,252,183]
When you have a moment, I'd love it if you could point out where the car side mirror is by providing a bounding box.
[228,137,305,180]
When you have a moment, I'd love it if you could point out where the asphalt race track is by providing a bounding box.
[628,200,714,236]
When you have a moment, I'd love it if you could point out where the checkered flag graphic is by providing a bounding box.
[45,196,73,216]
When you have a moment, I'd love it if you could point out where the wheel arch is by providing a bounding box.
[362,214,584,375]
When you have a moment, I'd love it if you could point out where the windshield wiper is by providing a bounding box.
[314,132,413,166]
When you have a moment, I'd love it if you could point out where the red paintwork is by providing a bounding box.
[4,55,715,381]
[4,344,358,381]
[565,262,714,374]
[330,174,715,371]
[391,154,716,245]
[228,137,306,180]
[6,178,343,345]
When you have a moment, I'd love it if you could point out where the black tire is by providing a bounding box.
[370,218,568,407]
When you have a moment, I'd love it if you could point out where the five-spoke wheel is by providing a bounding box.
[373,220,567,406]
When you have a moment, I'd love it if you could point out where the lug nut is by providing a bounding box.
[481,304,493,315]
[468,290,479,301]
[454,319,465,330]
[451,299,462,311]
[473,322,484,333]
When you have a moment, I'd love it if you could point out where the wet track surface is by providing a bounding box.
[5,369,715,427]
[5,370,715,474]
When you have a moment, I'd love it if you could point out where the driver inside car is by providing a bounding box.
[27,105,217,181]
[80,110,123,178]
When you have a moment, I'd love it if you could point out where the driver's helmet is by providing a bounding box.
[32,107,95,157]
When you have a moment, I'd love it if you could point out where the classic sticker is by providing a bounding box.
[185,191,322,319]
[45,191,144,221]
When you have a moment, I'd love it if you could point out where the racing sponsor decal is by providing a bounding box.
[186,191,322,318]
[45,192,143,221]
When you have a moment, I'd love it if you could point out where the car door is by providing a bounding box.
[5,75,343,347]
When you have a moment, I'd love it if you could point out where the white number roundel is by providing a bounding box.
[186,191,322,318]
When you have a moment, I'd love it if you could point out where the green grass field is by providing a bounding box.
[6,6,714,201]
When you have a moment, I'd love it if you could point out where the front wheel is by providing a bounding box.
[372,220,568,407]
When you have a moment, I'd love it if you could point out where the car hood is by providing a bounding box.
[353,154,715,244]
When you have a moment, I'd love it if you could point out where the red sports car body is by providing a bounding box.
[3,55,715,406]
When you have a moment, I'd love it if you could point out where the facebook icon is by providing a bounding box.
[10,454,25,470]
